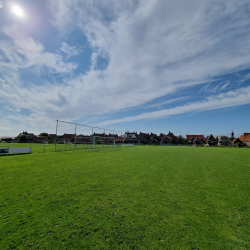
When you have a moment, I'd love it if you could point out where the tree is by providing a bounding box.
[172,139,178,144]
[19,134,28,142]
[39,132,48,136]
[1,138,12,142]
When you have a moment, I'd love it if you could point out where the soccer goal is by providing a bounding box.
[54,120,123,152]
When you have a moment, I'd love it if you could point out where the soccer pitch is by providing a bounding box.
[0,142,119,154]
[0,146,249,249]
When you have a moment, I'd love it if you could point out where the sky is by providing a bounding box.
[0,0,250,138]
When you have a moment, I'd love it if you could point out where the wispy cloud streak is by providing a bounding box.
[99,87,250,125]
[144,97,188,109]
[59,42,82,59]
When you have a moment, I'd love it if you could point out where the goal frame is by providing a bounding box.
[54,120,123,152]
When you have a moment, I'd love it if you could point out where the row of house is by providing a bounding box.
[12,131,49,143]
[51,132,119,144]
[122,131,185,145]
[122,131,250,146]
[205,132,250,146]
[3,130,250,146]
[9,131,120,144]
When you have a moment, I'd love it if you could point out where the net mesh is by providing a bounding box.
[55,121,122,152]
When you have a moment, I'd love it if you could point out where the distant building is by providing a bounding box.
[158,133,166,141]
[149,132,159,144]
[218,136,231,146]
[178,135,185,144]
[123,131,138,138]
[230,138,242,146]
[49,134,56,141]
[161,136,172,144]
[231,131,235,139]
[166,131,178,141]
[239,133,250,146]
[122,131,138,143]
[15,131,37,142]
[138,132,150,144]
[186,134,205,144]
[206,134,217,145]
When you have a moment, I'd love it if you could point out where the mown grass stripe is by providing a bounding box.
[0,146,249,249]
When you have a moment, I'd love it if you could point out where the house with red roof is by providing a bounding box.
[239,133,250,146]
[103,133,118,143]
[108,133,118,138]
[92,132,105,137]
[178,135,185,144]
[48,134,57,142]
[116,137,125,143]
[138,132,150,144]
[63,133,75,141]
[35,136,48,143]
[149,132,160,144]
[15,131,38,142]
[166,131,178,141]
[187,134,205,144]
[230,137,243,146]
[76,135,91,144]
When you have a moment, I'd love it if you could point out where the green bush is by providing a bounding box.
[1,138,12,142]
[39,132,48,136]
[18,134,28,142]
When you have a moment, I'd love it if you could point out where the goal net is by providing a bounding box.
[93,136,116,150]
[74,136,94,150]
[54,120,122,152]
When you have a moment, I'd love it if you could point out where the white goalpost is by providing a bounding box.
[54,120,123,152]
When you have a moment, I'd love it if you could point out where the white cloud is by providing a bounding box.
[0,77,5,84]
[46,0,250,105]
[1,0,250,135]
[0,113,56,137]
[0,25,77,74]
[99,86,250,125]
[0,1,3,9]
[220,82,230,90]
[59,42,82,58]
[200,81,231,93]
[236,73,250,86]
[144,97,188,109]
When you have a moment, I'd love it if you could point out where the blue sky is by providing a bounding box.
[0,0,250,138]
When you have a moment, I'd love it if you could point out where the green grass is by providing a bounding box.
[0,146,250,249]
[0,143,119,154]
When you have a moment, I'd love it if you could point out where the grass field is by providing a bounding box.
[0,143,120,154]
[0,146,250,249]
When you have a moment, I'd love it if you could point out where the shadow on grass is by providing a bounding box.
[0,153,31,157]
